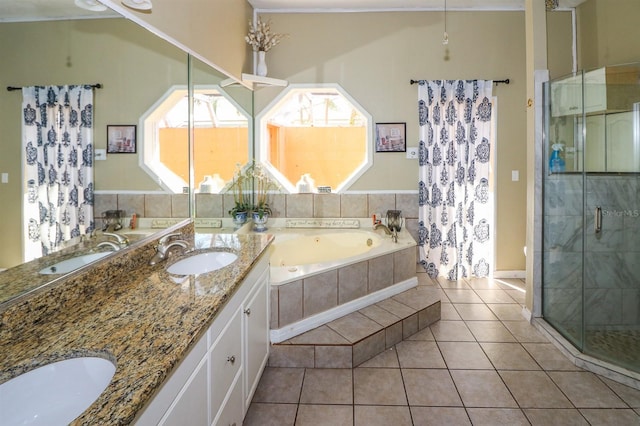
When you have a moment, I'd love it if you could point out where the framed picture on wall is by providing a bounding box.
[107,125,137,153]
[375,122,406,152]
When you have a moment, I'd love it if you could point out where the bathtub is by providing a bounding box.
[263,218,418,343]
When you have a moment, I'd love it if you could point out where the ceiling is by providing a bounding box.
[0,0,586,22]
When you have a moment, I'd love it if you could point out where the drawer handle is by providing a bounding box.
[227,355,236,364]
[244,308,251,316]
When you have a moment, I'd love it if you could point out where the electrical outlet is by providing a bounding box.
[95,149,107,161]
[406,147,418,159]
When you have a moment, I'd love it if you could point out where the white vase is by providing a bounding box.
[257,51,268,77]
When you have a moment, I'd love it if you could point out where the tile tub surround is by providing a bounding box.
[0,228,274,424]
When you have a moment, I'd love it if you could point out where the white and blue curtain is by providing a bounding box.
[22,85,95,259]
[417,80,493,280]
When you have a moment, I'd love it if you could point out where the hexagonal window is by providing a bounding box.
[256,84,372,193]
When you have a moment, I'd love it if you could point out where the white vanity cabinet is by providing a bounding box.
[135,254,270,426]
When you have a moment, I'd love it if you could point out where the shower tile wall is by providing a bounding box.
[544,174,640,329]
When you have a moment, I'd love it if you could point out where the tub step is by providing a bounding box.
[268,286,441,368]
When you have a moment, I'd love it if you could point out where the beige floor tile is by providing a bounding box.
[327,311,382,343]
[244,403,298,426]
[410,407,471,425]
[296,404,353,426]
[579,408,640,425]
[522,343,582,371]
[269,345,315,368]
[450,370,518,408]
[481,342,541,370]
[548,371,628,408]
[252,367,305,403]
[443,289,484,304]
[523,408,589,425]
[430,320,475,341]
[299,368,353,405]
[495,278,526,291]
[376,298,417,319]
[315,345,352,368]
[474,289,518,304]
[500,371,573,408]
[396,340,447,369]
[392,286,442,310]
[466,408,529,425]
[453,304,498,321]
[504,289,526,305]
[438,341,494,369]
[359,304,401,327]
[502,320,549,343]
[464,277,503,290]
[600,377,640,408]
[405,326,436,341]
[402,369,463,407]
[357,347,399,368]
[466,320,517,342]
[436,278,471,289]
[288,325,350,345]
[354,405,412,426]
[487,303,526,321]
[440,302,462,320]
[354,368,407,405]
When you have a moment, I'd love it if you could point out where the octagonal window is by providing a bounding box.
[256,84,372,193]
[140,85,249,193]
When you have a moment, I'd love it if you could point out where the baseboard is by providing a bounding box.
[493,270,525,279]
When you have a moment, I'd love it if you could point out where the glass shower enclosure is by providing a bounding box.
[542,63,640,375]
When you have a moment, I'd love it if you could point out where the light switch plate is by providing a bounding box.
[95,149,107,161]
[1,173,8,184]
[406,147,418,159]
[511,170,519,181]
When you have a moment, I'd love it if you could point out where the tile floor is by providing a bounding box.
[245,273,640,425]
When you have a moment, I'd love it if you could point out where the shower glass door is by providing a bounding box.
[543,64,640,374]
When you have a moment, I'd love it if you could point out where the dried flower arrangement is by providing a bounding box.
[245,18,287,52]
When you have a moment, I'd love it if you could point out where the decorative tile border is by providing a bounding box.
[285,219,360,229]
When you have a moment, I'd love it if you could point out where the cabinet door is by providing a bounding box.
[214,372,244,426]
[160,358,208,426]
[210,307,243,422]
[243,268,270,410]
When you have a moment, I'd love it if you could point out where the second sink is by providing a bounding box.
[166,251,238,275]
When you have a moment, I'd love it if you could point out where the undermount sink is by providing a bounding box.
[39,252,110,275]
[166,251,238,275]
[0,357,116,426]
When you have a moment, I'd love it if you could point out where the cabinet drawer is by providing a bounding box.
[209,307,242,415]
[213,372,243,426]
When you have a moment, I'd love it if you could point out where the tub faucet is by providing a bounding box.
[373,223,398,243]
[149,234,188,265]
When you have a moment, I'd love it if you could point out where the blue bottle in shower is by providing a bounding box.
[549,144,565,173]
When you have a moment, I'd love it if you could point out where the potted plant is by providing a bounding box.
[247,161,277,232]
[227,164,251,227]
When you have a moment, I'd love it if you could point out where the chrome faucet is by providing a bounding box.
[97,241,120,251]
[149,233,188,265]
[103,232,129,248]
[373,222,398,243]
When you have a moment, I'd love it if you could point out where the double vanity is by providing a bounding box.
[0,221,273,425]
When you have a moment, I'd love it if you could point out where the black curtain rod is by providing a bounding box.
[7,83,103,92]
[410,79,510,85]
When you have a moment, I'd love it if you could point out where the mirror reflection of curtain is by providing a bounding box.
[417,80,493,280]
[22,85,95,260]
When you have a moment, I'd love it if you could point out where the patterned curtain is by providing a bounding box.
[417,80,493,280]
[22,85,95,259]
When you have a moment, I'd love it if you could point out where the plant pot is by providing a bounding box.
[233,211,248,227]
[252,212,269,232]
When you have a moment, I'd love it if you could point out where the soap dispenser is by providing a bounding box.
[549,144,566,173]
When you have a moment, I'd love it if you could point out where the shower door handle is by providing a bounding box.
[595,206,602,234]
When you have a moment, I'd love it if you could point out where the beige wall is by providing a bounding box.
[0,19,190,268]
[577,0,640,70]
[254,11,528,272]
[546,10,574,79]
[102,0,253,81]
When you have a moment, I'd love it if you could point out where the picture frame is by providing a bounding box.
[375,122,406,152]
[107,125,137,154]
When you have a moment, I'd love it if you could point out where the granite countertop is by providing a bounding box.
[0,231,274,425]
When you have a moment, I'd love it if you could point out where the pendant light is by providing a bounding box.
[442,0,449,45]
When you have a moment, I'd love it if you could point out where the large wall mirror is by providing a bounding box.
[0,2,252,306]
